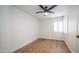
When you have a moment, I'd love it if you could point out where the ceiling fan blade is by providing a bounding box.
[48,11,54,13]
[39,5,46,11]
[36,11,44,13]
[47,5,58,11]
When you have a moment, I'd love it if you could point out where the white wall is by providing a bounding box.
[0,6,39,52]
[0,6,11,53]
[63,6,78,52]
[39,16,64,40]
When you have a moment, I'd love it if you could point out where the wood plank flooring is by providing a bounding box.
[14,38,71,53]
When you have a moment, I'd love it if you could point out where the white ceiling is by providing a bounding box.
[15,5,69,19]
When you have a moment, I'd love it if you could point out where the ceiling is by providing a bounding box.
[15,5,69,19]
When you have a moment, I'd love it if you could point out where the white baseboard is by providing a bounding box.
[64,40,74,53]
[11,36,39,53]
[39,37,64,40]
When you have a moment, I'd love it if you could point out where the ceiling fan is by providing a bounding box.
[36,5,58,16]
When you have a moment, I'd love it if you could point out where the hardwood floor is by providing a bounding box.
[14,38,71,53]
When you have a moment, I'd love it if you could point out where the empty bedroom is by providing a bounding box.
[0,5,79,53]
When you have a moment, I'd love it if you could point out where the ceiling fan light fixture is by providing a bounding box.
[44,12,48,16]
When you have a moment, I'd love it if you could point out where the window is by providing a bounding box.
[54,22,58,32]
[54,21,63,32]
